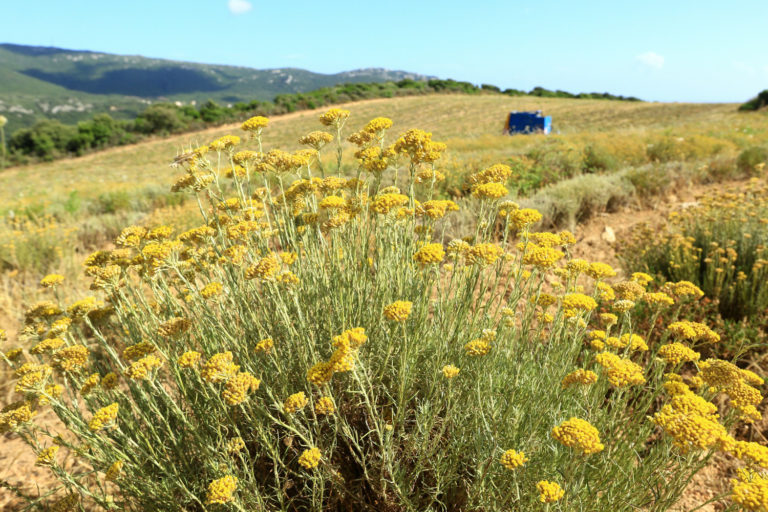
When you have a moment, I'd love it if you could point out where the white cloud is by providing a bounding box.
[228,0,252,14]
[637,51,664,69]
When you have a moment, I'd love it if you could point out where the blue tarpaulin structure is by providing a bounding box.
[506,110,552,134]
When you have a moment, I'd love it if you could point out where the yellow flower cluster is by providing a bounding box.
[417,199,459,219]
[595,352,645,387]
[201,352,240,383]
[586,262,618,279]
[464,330,496,357]
[467,243,504,265]
[521,244,564,268]
[0,401,36,432]
[537,480,565,503]
[223,372,261,406]
[209,135,241,152]
[298,447,322,469]
[241,115,269,132]
[53,345,89,372]
[442,365,460,379]
[178,351,202,368]
[699,359,764,423]
[200,281,223,298]
[413,243,445,265]
[561,293,598,318]
[40,274,65,288]
[384,301,412,322]
[315,396,335,415]
[658,342,701,365]
[392,128,446,164]
[667,321,720,344]
[284,391,309,413]
[255,338,274,354]
[467,164,513,186]
[307,328,368,385]
[731,469,768,512]
[561,369,598,389]
[665,280,704,299]
[500,449,528,470]
[652,384,729,452]
[206,475,238,505]
[509,208,543,230]
[644,292,675,306]
[105,460,123,481]
[157,317,191,338]
[551,417,605,455]
[125,355,163,380]
[89,403,119,432]
[318,108,350,127]
[35,445,59,466]
[227,437,245,454]
[371,193,409,214]
[80,373,100,395]
[472,182,508,199]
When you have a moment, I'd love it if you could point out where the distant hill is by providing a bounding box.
[0,43,434,133]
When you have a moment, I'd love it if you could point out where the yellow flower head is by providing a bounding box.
[299,130,334,149]
[413,243,445,265]
[40,274,65,288]
[731,468,768,512]
[241,116,269,132]
[552,417,605,454]
[53,345,89,372]
[509,208,542,230]
[255,338,275,354]
[468,243,504,266]
[658,343,701,365]
[105,460,124,481]
[384,301,413,322]
[561,369,598,389]
[209,135,241,152]
[315,396,336,415]
[500,449,528,470]
[284,391,309,413]
[89,403,119,432]
[537,480,565,503]
[595,352,645,387]
[36,445,59,467]
[206,475,238,505]
[319,108,350,128]
[586,262,617,280]
[471,182,508,199]
[223,372,261,406]
[442,364,460,379]
[178,351,202,368]
[561,293,598,318]
[298,447,322,469]
[201,352,240,383]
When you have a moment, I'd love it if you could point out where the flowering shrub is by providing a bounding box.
[620,179,768,320]
[1,110,766,511]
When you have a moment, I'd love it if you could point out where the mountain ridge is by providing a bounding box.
[0,42,435,133]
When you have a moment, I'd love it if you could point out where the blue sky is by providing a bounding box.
[3,0,767,102]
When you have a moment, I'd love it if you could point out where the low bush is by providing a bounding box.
[2,110,764,511]
[620,179,768,321]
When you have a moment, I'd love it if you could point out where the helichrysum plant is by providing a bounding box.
[1,110,767,511]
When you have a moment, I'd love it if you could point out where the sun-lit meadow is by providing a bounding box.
[1,95,768,511]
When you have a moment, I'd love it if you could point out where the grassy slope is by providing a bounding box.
[0,94,746,213]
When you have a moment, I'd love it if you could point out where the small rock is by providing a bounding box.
[602,226,616,244]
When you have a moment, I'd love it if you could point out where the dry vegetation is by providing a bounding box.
[1,94,767,511]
